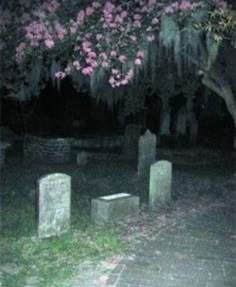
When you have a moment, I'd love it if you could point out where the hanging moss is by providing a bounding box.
[206,32,221,67]
[159,15,179,49]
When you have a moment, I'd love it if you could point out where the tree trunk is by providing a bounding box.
[202,73,236,149]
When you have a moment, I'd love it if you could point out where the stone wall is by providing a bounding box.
[71,136,123,150]
[24,136,72,163]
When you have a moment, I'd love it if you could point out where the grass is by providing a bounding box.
[0,192,125,287]
[1,148,234,286]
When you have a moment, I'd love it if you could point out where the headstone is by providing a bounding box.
[160,112,170,135]
[123,124,141,159]
[91,193,140,225]
[37,173,71,238]
[149,160,172,207]
[77,151,88,165]
[176,107,187,135]
[138,130,156,176]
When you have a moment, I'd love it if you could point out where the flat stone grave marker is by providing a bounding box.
[37,173,71,238]
[138,130,156,176]
[91,193,140,225]
[149,160,172,208]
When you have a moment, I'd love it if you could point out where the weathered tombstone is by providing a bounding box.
[176,107,187,135]
[160,112,170,135]
[91,193,140,225]
[123,124,141,159]
[138,130,156,176]
[149,160,172,207]
[37,173,71,238]
[77,151,88,166]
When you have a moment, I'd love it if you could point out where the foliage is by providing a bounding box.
[0,0,235,102]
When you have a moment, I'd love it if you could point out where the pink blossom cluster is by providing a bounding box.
[7,0,225,90]
[108,68,134,88]
[164,0,203,14]
[25,21,51,47]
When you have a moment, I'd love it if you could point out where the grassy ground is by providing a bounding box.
[0,147,235,286]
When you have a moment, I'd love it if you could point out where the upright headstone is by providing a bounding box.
[37,173,71,238]
[123,124,141,159]
[77,151,88,166]
[160,112,170,135]
[149,160,172,207]
[138,130,156,176]
[176,107,187,135]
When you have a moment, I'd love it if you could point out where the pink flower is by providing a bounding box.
[130,35,137,42]
[86,6,94,16]
[44,38,54,48]
[65,66,72,74]
[16,42,26,63]
[90,60,98,68]
[164,6,174,14]
[134,58,142,65]
[146,35,155,42]
[118,55,126,63]
[136,50,144,58]
[133,20,141,28]
[73,60,81,70]
[151,17,159,25]
[109,76,116,86]
[82,41,91,52]
[70,26,77,34]
[104,2,115,12]
[92,2,101,9]
[77,10,85,25]
[121,78,129,85]
[96,34,103,41]
[110,50,117,57]
[55,22,67,40]
[133,14,142,20]
[55,71,66,79]
[120,11,128,18]
[82,66,93,75]
[88,51,96,58]
[101,61,109,68]
[112,69,119,75]
[148,0,157,6]
[99,52,108,60]
[179,0,192,11]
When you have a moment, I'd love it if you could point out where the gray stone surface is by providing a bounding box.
[123,125,141,159]
[106,199,236,287]
[149,160,172,207]
[137,130,156,177]
[37,173,71,238]
[69,197,236,287]
[91,193,140,225]
[77,151,88,166]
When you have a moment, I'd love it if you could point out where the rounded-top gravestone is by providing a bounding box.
[37,173,71,238]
